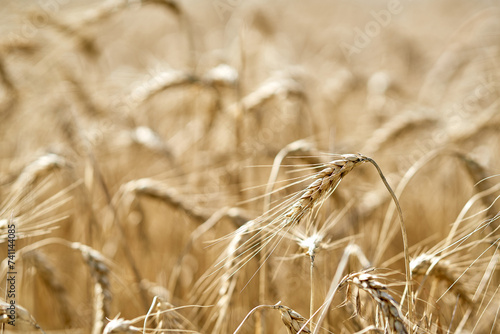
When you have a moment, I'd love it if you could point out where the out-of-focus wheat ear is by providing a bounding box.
[447,100,500,145]
[202,64,239,89]
[410,254,473,305]
[70,243,112,334]
[227,74,304,117]
[120,178,210,225]
[340,272,409,334]
[127,126,175,162]
[129,69,198,106]
[10,153,67,199]
[362,110,437,154]
[0,300,46,333]
[455,153,500,223]
[200,64,239,136]
[23,251,74,326]
[0,55,18,123]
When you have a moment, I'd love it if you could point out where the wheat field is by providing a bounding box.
[1,0,500,333]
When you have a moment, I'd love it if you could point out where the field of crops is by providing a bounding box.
[1,1,500,333]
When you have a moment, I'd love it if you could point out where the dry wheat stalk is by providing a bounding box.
[340,271,408,334]
[410,254,473,305]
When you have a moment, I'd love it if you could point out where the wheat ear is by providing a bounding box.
[70,242,112,334]
[411,254,473,305]
[340,271,408,334]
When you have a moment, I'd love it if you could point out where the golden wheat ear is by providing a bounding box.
[340,271,408,334]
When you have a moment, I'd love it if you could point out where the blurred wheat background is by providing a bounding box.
[1,0,500,333]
